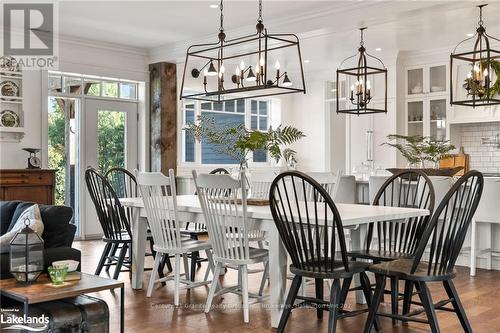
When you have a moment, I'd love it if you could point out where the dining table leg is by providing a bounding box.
[132,209,147,289]
[350,224,368,304]
[268,226,287,328]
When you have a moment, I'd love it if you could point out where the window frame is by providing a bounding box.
[180,98,274,167]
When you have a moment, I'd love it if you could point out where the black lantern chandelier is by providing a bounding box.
[450,4,500,107]
[180,0,306,102]
[336,27,387,115]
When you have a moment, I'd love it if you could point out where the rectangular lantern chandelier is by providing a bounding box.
[450,4,500,108]
[180,0,306,103]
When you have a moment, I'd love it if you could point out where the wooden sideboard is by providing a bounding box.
[0,169,56,205]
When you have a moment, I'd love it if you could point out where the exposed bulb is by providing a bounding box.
[355,80,360,86]
[203,68,208,76]
[260,57,265,66]
[220,64,225,74]
[483,68,489,77]
[255,63,260,74]
[240,60,245,70]
[473,64,480,73]
[275,60,280,70]
[467,72,473,79]
[366,80,371,90]
[359,78,363,85]
[350,84,355,91]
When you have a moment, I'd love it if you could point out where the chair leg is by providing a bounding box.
[113,243,128,280]
[327,279,341,333]
[390,276,399,325]
[277,275,302,333]
[105,243,118,273]
[339,277,353,311]
[402,280,414,324]
[443,280,473,333]
[258,261,269,296]
[241,265,249,323]
[363,273,386,333]
[95,242,112,276]
[470,219,477,277]
[147,252,162,297]
[417,281,440,333]
[204,249,214,282]
[160,253,173,272]
[359,272,380,332]
[183,253,190,280]
[174,254,181,306]
[190,251,199,281]
[315,278,324,319]
[205,262,222,313]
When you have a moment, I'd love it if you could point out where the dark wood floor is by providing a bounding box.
[74,240,500,333]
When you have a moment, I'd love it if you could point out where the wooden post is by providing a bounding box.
[149,62,177,175]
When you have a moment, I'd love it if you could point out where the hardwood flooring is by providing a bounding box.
[74,240,500,333]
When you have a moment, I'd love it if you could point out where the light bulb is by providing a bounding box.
[236,67,241,75]
[467,72,472,79]
[473,64,480,73]
[220,64,225,74]
[240,60,245,70]
[260,57,265,66]
[366,80,371,90]
[355,80,360,86]
[255,63,260,74]
[483,68,489,77]
[359,78,363,85]
[350,85,354,91]
[275,60,280,70]
[203,68,208,76]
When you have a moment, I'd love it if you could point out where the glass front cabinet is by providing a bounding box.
[405,63,448,141]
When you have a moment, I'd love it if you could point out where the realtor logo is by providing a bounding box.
[3,3,54,55]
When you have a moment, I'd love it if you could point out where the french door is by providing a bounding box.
[82,99,138,237]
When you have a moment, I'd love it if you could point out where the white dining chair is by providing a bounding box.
[249,170,277,199]
[470,177,500,276]
[193,170,269,323]
[306,171,341,200]
[136,170,214,305]
[334,175,357,204]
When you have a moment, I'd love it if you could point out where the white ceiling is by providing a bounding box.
[55,0,500,60]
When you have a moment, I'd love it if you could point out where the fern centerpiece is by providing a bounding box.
[184,115,305,168]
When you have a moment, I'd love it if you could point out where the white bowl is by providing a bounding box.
[52,259,79,272]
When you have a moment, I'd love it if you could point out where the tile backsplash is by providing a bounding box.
[457,122,500,173]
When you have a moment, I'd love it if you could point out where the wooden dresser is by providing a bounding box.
[0,169,56,205]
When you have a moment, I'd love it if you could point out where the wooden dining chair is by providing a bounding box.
[363,170,483,333]
[193,170,269,323]
[105,167,173,275]
[184,167,229,281]
[85,168,132,280]
[269,171,379,333]
[136,170,214,306]
[348,170,435,321]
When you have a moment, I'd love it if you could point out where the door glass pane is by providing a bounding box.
[407,101,423,137]
[48,97,79,227]
[429,65,446,93]
[97,110,126,173]
[408,68,423,95]
[430,99,447,141]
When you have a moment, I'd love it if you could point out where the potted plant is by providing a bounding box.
[383,134,459,176]
[184,114,305,169]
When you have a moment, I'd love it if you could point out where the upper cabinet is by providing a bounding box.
[404,62,449,141]
[406,63,447,98]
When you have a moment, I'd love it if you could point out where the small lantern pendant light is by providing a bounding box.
[9,218,44,283]
[336,27,387,115]
[450,4,500,107]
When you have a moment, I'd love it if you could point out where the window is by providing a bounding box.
[182,99,272,165]
[47,72,138,100]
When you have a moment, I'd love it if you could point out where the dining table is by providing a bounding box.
[120,194,429,328]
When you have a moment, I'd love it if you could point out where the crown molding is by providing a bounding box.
[56,33,149,57]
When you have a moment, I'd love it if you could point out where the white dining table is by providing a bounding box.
[120,194,429,328]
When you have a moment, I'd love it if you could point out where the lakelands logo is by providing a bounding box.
[1,313,49,331]
[2,2,59,69]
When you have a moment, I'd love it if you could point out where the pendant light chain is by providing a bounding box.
[360,28,364,46]
[258,0,263,23]
[219,0,224,32]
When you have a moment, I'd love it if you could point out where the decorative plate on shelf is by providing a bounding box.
[0,56,19,73]
[0,110,20,127]
[0,80,19,98]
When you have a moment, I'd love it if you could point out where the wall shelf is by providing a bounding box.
[0,127,25,142]
[0,69,23,142]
